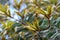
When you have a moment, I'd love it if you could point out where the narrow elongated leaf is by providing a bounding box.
[35,8,48,18]
[14,0,18,5]
[0,4,6,12]
[22,9,28,16]
[6,9,12,17]
[1,22,6,28]
[26,22,37,30]
[0,4,11,17]
[15,11,22,17]
[28,6,47,18]
[1,21,14,29]
[47,5,52,18]
[7,21,14,28]
[56,6,60,13]
[23,25,36,31]
[14,0,23,9]
[49,0,58,5]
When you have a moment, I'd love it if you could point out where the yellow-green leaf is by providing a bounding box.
[15,11,22,17]
[6,9,12,17]
[0,4,8,12]
[47,5,52,17]
[26,22,37,30]
[49,0,58,5]
[36,8,46,15]
[22,9,28,16]
[1,21,14,29]
[14,0,23,9]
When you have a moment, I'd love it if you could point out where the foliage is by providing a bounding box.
[0,0,60,40]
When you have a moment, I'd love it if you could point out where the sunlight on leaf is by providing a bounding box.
[1,21,14,29]
[46,5,53,18]
[15,11,22,17]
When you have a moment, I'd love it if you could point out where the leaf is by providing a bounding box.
[12,22,22,27]
[1,22,6,28]
[27,13,34,22]
[0,4,11,17]
[7,21,14,28]
[24,32,32,38]
[23,25,36,31]
[6,9,12,17]
[46,31,56,38]
[24,18,40,31]
[0,4,6,12]
[36,8,47,18]
[14,0,23,9]
[15,11,22,17]
[22,9,28,16]
[28,6,48,18]
[16,28,28,33]
[14,0,18,5]
[47,5,52,18]
[27,5,48,17]
[54,35,60,40]
[28,6,36,12]
[26,22,37,30]
[49,0,58,5]
[56,6,60,13]
[24,33,32,40]
[1,21,14,29]
[55,17,60,28]
[40,19,49,30]
[33,18,40,30]
[0,4,8,12]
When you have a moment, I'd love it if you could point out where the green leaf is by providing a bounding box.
[56,6,60,13]
[14,0,23,9]
[16,28,28,33]
[24,32,32,38]
[0,4,12,17]
[47,5,52,17]
[55,17,60,28]
[1,20,14,29]
[15,11,22,17]
[27,13,34,22]
[7,9,12,17]
[49,0,58,5]
[22,9,28,16]
[46,30,56,39]
[0,4,8,12]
